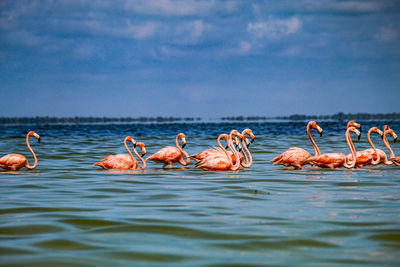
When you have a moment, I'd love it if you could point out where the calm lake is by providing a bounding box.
[1,121,399,266]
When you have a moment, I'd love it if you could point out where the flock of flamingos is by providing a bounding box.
[0,121,399,171]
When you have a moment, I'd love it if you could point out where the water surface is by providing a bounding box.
[1,121,400,266]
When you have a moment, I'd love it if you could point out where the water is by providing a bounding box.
[1,121,400,266]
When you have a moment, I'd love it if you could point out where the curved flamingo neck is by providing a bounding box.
[133,146,146,169]
[344,128,356,168]
[383,130,396,159]
[176,135,190,166]
[228,133,241,171]
[25,134,37,170]
[124,137,136,169]
[217,134,233,165]
[307,123,321,156]
[380,131,393,165]
[368,128,380,165]
[241,137,252,168]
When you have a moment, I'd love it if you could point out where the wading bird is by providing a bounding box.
[0,131,41,171]
[94,137,146,169]
[194,130,242,171]
[146,133,190,168]
[382,126,400,166]
[271,121,323,169]
[305,126,360,169]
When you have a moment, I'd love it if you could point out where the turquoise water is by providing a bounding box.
[1,121,400,266]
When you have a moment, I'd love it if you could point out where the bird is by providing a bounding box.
[194,130,242,171]
[239,128,255,168]
[349,127,383,167]
[94,136,146,169]
[305,126,360,169]
[271,121,323,169]
[381,126,400,166]
[145,133,190,168]
[0,131,41,171]
[190,133,231,162]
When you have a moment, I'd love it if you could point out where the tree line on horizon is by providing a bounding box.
[222,112,400,121]
[0,116,201,125]
[0,112,399,125]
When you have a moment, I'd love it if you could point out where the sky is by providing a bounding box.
[0,0,399,118]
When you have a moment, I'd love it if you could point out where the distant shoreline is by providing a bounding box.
[1,112,399,125]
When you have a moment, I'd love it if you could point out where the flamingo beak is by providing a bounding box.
[38,137,41,143]
[142,150,146,157]
[182,143,186,148]
[317,126,323,137]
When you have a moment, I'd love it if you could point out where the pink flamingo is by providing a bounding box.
[190,133,231,162]
[239,129,255,168]
[347,121,361,132]
[145,133,190,168]
[271,121,323,169]
[0,131,41,171]
[382,126,400,166]
[348,127,384,167]
[94,136,146,169]
[305,126,360,169]
[194,130,242,171]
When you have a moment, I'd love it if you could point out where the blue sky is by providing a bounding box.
[1,0,399,118]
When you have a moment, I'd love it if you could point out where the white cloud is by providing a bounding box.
[300,0,388,13]
[248,17,302,40]
[124,0,238,16]
[376,27,398,43]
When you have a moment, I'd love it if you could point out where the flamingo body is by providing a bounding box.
[195,153,235,171]
[0,154,28,171]
[272,147,311,168]
[146,146,183,165]
[309,153,349,169]
[94,154,136,169]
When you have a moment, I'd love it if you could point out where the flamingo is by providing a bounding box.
[381,126,400,166]
[145,133,190,168]
[94,137,146,169]
[239,129,255,168]
[348,127,383,168]
[191,130,244,165]
[305,126,360,169]
[347,121,361,132]
[190,133,232,162]
[0,131,41,171]
[271,121,323,169]
[194,130,242,171]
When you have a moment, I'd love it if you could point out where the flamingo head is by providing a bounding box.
[384,125,390,131]
[349,126,361,141]
[347,121,361,133]
[29,131,41,143]
[178,133,186,148]
[371,127,384,138]
[242,129,255,144]
[387,129,398,143]
[230,130,242,146]
[136,142,147,156]
[125,136,136,147]
[309,121,323,136]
